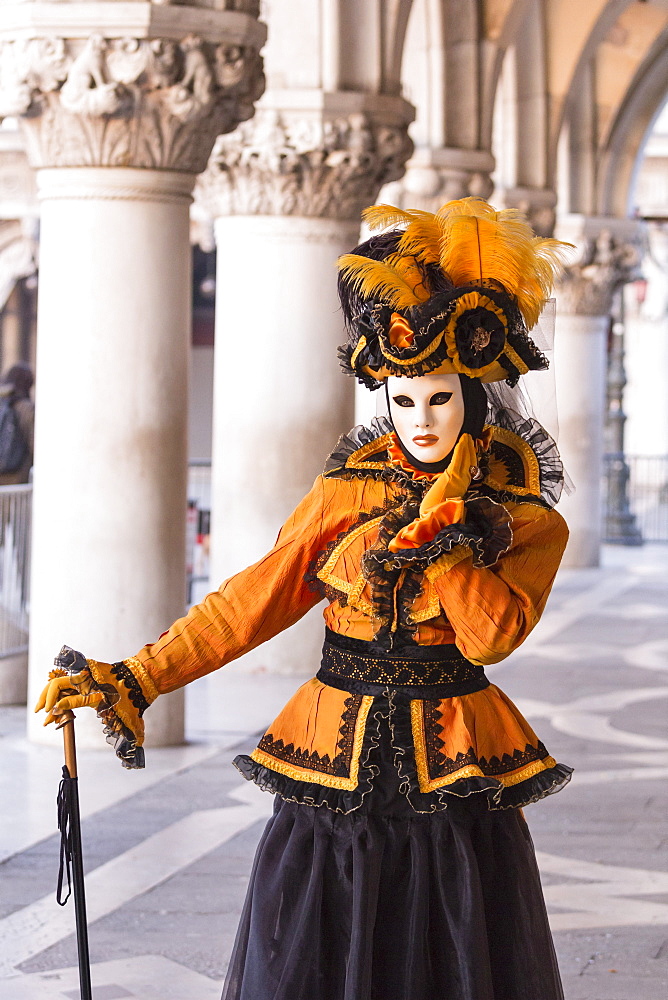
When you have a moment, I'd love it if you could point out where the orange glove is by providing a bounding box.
[388,498,466,551]
[34,647,149,767]
[388,434,476,552]
[34,668,105,726]
[417,434,478,515]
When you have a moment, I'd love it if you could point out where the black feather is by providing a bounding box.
[337,231,402,328]
[337,230,459,330]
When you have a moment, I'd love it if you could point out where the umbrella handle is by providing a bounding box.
[57,710,78,779]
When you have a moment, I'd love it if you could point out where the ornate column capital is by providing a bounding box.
[499,187,558,238]
[555,215,644,316]
[0,2,266,173]
[195,91,414,221]
[378,146,495,213]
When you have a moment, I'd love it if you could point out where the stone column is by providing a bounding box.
[555,218,641,567]
[0,3,266,744]
[197,98,413,673]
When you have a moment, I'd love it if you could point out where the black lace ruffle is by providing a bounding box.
[323,418,421,491]
[362,495,513,576]
[110,661,149,716]
[484,406,565,506]
[358,494,512,648]
[492,762,574,810]
[323,417,392,475]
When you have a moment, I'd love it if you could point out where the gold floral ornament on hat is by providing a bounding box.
[337,198,573,388]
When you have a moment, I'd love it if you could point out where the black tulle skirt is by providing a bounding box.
[222,720,564,1000]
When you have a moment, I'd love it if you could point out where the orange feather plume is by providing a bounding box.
[340,197,572,329]
[436,200,571,328]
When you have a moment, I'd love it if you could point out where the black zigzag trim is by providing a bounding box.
[256,693,364,779]
[110,661,149,717]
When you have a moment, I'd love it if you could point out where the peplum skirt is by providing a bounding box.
[235,629,572,814]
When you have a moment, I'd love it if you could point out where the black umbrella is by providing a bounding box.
[56,709,93,1000]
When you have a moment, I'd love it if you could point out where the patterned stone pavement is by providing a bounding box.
[1,545,667,1000]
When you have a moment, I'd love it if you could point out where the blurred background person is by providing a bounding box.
[0,362,34,486]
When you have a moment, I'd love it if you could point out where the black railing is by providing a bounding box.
[603,454,668,543]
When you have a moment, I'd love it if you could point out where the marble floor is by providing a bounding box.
[1,545,667,1000]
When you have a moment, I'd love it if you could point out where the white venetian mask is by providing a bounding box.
[387,373,465,464]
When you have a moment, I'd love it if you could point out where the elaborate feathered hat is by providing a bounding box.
[337,198,572,388]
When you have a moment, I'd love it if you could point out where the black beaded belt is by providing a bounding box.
[316,628,490,699]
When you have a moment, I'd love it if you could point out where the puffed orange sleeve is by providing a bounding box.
[427,502,569,666]
[132,473,353,696]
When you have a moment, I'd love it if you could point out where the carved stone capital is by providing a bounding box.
[378,146,495,213]
[500,187,557,238]
[0,7,266,172]
[556,217,644,316]
[196,96,414,220]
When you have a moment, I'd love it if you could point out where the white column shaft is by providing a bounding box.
[28,168,194,748]
[210,215,358,674]
[554,312,608,567]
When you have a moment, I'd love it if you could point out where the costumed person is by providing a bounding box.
[36,198,574,1000]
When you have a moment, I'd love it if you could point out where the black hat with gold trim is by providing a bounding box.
[337,198,572,388]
